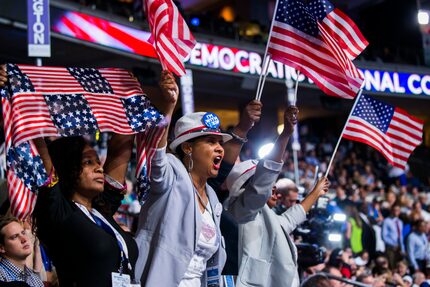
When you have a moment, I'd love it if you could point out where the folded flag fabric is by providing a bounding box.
[343,94,423,169]
[0,63,165,219]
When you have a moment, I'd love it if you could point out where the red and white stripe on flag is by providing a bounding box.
[320,8,369,60]
[144,0,196,76]
[343,107,423,169]
[268,21,363,99]
[267,0,367,99]
[10,65,145,146]
[2,96,38,220]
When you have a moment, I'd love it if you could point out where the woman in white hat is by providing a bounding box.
[134,71,233,286]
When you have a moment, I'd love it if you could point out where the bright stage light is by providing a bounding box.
[418,10,430,25]
[258,143,274,159]
[328,233,342,242]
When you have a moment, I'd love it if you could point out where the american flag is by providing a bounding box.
[1,63,165,219]
[343,94,423,169]
[307,0,368,60]
[144,0,196,76]
[267,0,367,99]
[1,91,45,220]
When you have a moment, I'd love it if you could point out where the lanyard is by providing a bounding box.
[74,203,132,274]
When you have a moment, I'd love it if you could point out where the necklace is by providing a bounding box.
[189,173,211,214]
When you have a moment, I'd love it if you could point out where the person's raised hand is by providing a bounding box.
[313,177,330,197]
[0,65,7,88]
[280,105,299,137]
[236,100,262,133]
[158,70,178,114]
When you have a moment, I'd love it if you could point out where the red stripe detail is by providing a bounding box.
[176,125,217,138]
[331,9,368,47]
[268,50,356,99]
[240,165,257,177]
[345,124,411,157]
[394,107,425,125]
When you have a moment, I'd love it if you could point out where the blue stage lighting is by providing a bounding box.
[191,17,200,27]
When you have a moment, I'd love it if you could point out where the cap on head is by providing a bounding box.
[226,160,258,198]
[169,112,232,151]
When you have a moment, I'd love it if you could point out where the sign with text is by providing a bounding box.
[52,9,430,98]
[27,0,51,57]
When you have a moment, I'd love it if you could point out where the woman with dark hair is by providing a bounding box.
[134,71,232,286]
[30,72,176,287]
[32,134,138,287]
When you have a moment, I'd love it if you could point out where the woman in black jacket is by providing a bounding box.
[32,135,138,287]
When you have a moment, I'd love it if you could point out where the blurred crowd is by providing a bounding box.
[265,126,430,287]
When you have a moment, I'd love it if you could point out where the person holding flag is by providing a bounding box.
[0,66,174,286]
[223,105,330,287]
[134,70,232,286]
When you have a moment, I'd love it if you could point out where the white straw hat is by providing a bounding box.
[169,112,232,151]
[226,160,258,198]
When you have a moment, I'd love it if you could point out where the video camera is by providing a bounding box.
[294,195,346,268]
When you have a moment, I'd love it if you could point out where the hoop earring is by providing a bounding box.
[186,152,193,172]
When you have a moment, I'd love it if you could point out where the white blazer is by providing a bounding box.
[225,160,306,287]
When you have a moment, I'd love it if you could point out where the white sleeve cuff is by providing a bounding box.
[262,159,284,172]
[152,147,167,162]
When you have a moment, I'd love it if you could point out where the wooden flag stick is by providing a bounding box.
[325,89,363,177]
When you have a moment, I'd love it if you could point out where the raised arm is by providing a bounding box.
[222,100,262,164]
[277,177,329,234]
[156,70,179,149]
[299,177,329,213]
[103,134,134,183]
[266,105,298,163]
[146,71,179,193]
[0,65,6,87]
[33,138,53,174]
[226,106,298,223]
[208,100,262,191]
[227,160,283,223]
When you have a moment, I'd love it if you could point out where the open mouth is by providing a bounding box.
[213,155,223,170]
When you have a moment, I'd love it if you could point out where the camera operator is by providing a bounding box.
[224,105,330,287]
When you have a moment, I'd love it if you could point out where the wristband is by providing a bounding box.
[104,174,127,194]
[42,168,59,188]
[229,131,248,144]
